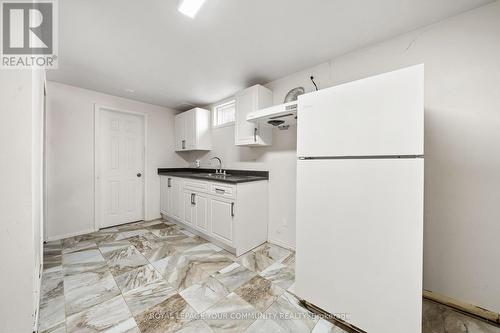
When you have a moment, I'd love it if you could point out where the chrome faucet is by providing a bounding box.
[210,157,223,174]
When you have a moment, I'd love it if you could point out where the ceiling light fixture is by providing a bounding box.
[178,0,206,18]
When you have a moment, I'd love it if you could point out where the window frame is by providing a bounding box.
[212,98,236,129]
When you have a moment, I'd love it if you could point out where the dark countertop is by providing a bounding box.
[157,168,269,184]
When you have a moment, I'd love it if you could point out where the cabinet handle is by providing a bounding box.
[167,178,171,188]
[231,202,235,217]
[215,188,225,194]
[191,193,196,205]
[182,140,186,150]
[253,128,257,142]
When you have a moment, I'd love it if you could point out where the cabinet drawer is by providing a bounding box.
[209,183,235,199]
[184,179,208,192]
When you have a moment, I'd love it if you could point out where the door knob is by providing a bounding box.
[137,173,142,177]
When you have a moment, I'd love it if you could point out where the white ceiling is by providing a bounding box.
[48,0,492,109]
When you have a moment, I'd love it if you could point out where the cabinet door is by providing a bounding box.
[166,183,172,216]
[162,177,172,215]
[174,113,186,151]
[235,88,257,145]
[183,191,195,226]
[160,177,174,216]
[171,178,183,220]
[195,194,208,232]
[209,197,234,243]
[184,109,196,150]
[160,177,167,214]
[174,108,211,151]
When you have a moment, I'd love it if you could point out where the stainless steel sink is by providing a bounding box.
[206,173,231,178]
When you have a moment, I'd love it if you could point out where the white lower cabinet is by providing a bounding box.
[182,190,209,230]
[159,175,268,256]
[209,197,234,243]
[160,177,168,215]
[171,178,183,221]
[195,193,209,232]
[161,176,181,220]
[183,191,195,227]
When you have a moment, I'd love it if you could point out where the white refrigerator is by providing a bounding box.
[295,65,424,333]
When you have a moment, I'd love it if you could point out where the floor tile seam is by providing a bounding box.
[102,258,139,328]
[61,242,126,322]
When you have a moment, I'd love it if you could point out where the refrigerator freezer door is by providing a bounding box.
[297,64,424,158]
[295,158,423,333]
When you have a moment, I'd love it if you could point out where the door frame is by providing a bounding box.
[42,81,48,242]
[94,104,148,230]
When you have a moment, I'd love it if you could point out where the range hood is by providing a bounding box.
[246,101,297,129]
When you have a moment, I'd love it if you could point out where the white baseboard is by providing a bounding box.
[45,217,160,242]
[268,238,296,251]
[145,216,162,222]
[45,228,96,241]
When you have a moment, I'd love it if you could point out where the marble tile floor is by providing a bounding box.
[39,219,500,333]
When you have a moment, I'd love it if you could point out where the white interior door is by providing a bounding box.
[99,108,145,228]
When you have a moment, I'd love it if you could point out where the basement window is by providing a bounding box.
[213,99,236,128]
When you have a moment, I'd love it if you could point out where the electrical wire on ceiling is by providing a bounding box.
[310,76,319,91]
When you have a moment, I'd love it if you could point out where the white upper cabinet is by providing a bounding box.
[235,85,273,146]
[175,107,212,151]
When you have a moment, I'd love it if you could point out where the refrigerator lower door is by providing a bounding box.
[295,158,423,333]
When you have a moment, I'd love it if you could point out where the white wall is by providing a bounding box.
[0,69,46,332]
[46,82,187,240]
[44,1,500,313]
[187,2,500,312]
[32,69,46,327]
